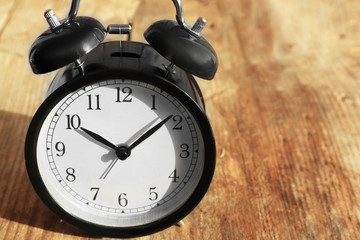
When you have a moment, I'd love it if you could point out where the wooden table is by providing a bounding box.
[1,0,360,239]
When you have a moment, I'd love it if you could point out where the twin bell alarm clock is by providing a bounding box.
[25,0,218,237]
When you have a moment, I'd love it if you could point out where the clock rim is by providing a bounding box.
[25,69,216,238]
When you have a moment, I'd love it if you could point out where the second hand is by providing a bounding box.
[99,159,118,179]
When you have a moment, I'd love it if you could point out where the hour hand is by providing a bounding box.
[80,127,118,151]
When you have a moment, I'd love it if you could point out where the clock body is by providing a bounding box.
[25,41,216,238]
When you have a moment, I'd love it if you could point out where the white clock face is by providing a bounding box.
[35,79,205,227]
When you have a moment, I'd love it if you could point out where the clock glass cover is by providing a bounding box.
[34,78,206,227]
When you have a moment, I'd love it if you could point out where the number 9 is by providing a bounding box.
[55,141,66,157]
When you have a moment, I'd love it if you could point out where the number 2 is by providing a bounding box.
[172,115,183,130]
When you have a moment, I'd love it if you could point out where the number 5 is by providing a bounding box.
[149,187,158,201]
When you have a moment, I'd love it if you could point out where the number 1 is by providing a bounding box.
[151,95,157,110]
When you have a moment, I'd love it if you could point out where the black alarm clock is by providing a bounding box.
[25,0,217,237]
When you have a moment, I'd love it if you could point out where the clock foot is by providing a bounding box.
[175,220,185,227]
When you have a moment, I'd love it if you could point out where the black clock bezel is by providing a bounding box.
[25,69,216,238]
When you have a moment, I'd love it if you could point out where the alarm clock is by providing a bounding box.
[25,0,217,237]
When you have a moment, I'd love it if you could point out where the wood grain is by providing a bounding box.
[1,0,360,239]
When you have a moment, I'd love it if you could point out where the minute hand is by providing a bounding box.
[128,115,173,151]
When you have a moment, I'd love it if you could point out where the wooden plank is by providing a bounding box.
[1,0,360,239]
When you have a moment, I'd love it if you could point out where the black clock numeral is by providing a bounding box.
[87,94,101,110]
[151,95,157,110]
[66,114,81,129]
[149,187,158,201]
[66,167,76,182]
[179,143,190,158]
[118,193,128,207]
[172,115,183,130]
[168,169,180,183]
[116,87,133,103]
[55,141,66,157]
[90,187,100,200]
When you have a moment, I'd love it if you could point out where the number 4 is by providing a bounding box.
[168,169,180,183]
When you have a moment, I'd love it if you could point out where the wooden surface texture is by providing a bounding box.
[1,0,360,239]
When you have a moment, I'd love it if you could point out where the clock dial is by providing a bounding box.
[35,79,205,227]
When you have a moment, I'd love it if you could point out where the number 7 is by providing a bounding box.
[90,187,100,200]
